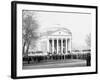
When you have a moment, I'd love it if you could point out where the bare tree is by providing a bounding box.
[85,33,91,49]
[22,11,39,56]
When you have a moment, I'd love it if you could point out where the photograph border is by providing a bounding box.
[11,1,98,79]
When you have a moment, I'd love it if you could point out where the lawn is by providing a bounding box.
[23,59,87,69]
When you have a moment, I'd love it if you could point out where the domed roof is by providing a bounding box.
[40,27,72,37]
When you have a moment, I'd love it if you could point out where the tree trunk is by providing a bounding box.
[22,41,26,55]
[26,41,30,55]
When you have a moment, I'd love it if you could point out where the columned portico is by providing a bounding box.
[47,28,72,55]
[48,38,71,54]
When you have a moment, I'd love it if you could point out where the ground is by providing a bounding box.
[23,59,87,69]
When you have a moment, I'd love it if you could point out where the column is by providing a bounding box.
[70,38,72,53]
[47,39,49,53]
[61,39,63,54]
[49,39,51,53]
[66,39,67,54]
[52,38,54,54]
[57,39,58,54]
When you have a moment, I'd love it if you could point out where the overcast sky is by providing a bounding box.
[28,11,91,49]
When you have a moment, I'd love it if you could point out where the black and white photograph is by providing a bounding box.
[22,10,91,69]
[11,1,97,79]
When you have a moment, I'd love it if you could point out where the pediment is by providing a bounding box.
[50,30,71,36]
